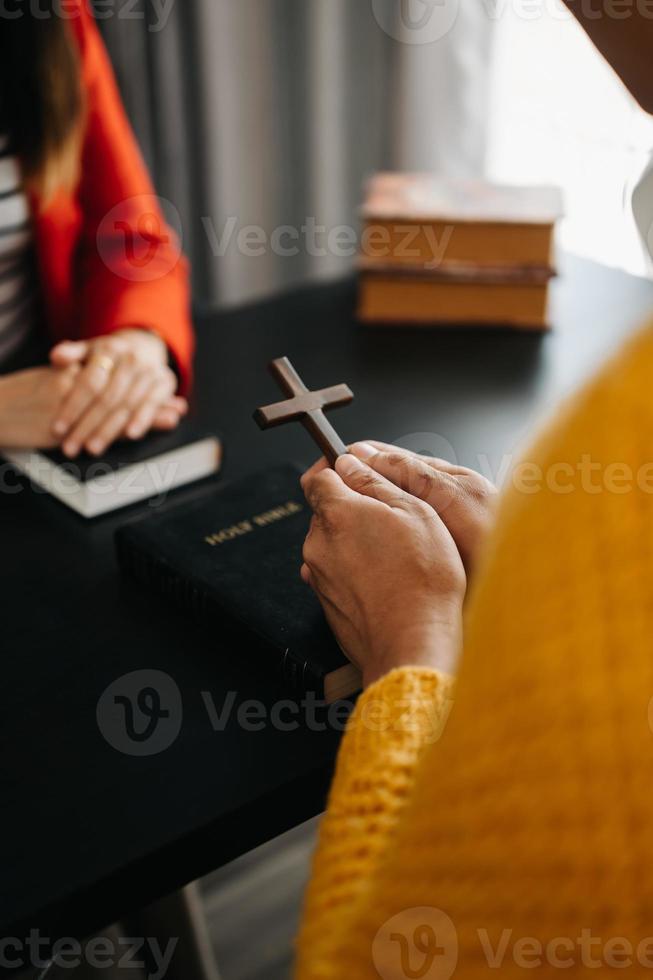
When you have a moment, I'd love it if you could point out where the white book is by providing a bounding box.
[1,427,222,518]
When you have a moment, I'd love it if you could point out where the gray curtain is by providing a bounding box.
[96,0,495,309]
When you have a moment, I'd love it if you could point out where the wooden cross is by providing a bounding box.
[254,357,354,467]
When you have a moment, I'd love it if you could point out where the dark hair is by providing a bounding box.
[0,7,84,200]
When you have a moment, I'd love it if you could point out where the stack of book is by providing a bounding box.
[357,173,563,330]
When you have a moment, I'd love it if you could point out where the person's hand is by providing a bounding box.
[49,329,188,457]
[0,365,82,449]
[301,453,466,688]
[345,442,498,575]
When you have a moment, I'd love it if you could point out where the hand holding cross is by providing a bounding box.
[253,357,354,467]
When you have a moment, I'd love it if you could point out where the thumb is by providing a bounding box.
[335,453,414,510]
[50,340,90,367]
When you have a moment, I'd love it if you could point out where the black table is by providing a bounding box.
[3,254,653,946]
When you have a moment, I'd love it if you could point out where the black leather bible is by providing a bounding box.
[115,463,361,702]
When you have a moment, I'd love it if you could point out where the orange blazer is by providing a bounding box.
[31,1,194,393]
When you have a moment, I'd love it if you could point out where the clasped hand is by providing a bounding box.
[0,329,187,455]
[301,442,497,688]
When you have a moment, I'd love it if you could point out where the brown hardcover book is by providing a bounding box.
[358,272,551,330]
[360,173,563,271]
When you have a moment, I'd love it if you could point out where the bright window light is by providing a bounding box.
[487,0,653,276]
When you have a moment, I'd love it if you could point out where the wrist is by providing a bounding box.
[363,607,462,689]
[118,327,168,362]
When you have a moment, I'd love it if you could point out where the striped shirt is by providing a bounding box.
[0,134,37,363]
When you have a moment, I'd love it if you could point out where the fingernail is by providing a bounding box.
[127,424,143,439]
[53,420,67,436]
[88,439,103,456]
[63,442,78,458]
[351,442,377,460]
[336,453,365,476]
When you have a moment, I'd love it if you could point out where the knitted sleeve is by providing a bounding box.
[295,323,653,980]
[298,328,653,980]
[295,666,454,978]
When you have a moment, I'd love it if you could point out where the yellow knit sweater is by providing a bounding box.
[295,323,653,978]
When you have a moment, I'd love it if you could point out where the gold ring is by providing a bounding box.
[94,354,116,374]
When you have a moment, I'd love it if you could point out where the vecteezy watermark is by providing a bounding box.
[0,0,176,32]
[388,434,653,498]
[484,0,653,22]
[373,907,458,980]
[0,457,182,508]
[96,670,452,756]
[478,928,653,970]
[96,669,183,756]
[477,928,653,970]
[97,207,456,279]
[201,215,454,264]
[97,195,183,282]
[372,911,653,976]
[504,454,653,496]
[370,0,653,46]
[0,930,178,979]
[4,442,653,506]
[371,0,461,45]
